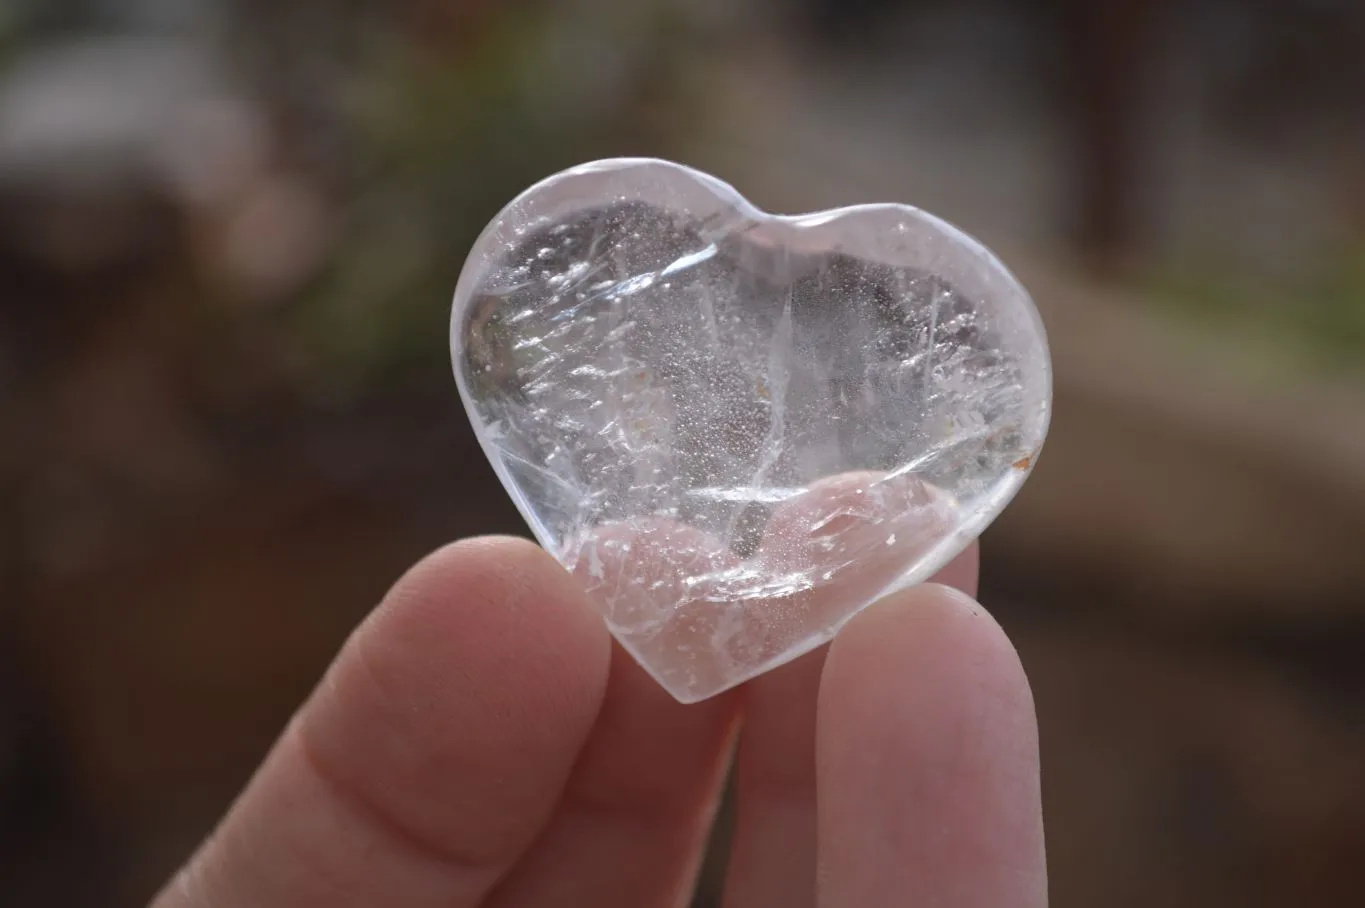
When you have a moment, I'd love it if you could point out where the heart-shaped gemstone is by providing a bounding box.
[452,158,1051,703]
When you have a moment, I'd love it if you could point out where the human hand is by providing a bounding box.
[152,533,1045,907]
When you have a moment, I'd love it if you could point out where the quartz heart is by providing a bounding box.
[451,158,1051,703]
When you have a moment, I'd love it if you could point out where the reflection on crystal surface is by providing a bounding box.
[453,158,1050,702]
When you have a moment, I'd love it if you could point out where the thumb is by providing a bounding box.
[152,537,610,908]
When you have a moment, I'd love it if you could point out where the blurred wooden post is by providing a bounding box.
[1059,0,1165,274]
[399,0,505,54]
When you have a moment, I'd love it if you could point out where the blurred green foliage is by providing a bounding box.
[278,1,700,398]
[1146,242,1365,377]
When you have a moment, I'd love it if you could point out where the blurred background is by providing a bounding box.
[2,0,1364,904]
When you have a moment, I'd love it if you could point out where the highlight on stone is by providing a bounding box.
[451,158,1051,703]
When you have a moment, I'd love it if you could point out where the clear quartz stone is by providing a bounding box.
[452,158,1051,703]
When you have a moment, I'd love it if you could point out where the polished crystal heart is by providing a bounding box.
[451,158,1051,703]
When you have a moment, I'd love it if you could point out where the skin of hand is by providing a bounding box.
[151,534,1046,908]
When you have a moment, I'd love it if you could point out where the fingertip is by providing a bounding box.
[152,532,616,906]
[387,534,609,662]
[347,535,613,765]
[174,535,615,907]
[391,533,612,682]
[823,582,1036,767]
[307,534,614,851]
[828,581,1025,709]
[818,582,1046,907]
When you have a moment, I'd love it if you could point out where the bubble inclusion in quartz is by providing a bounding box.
[452,158,1050,703]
